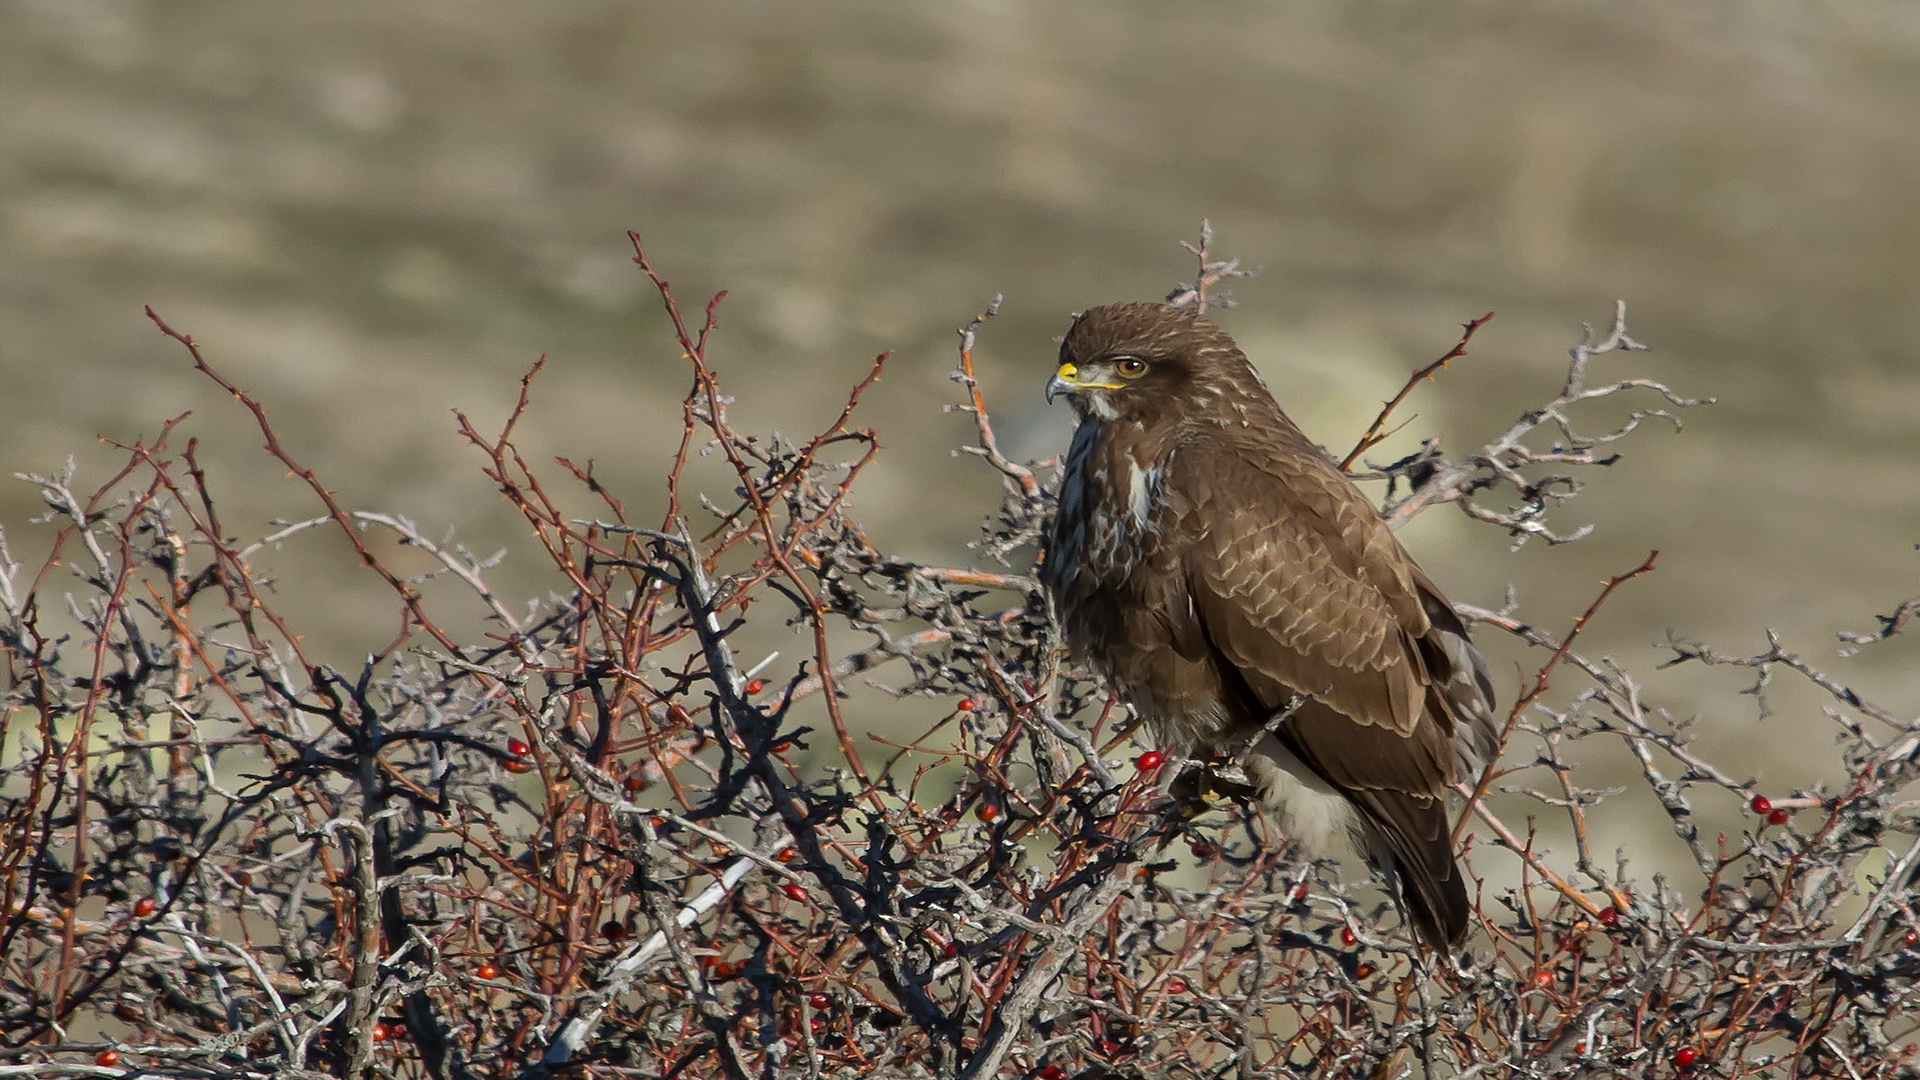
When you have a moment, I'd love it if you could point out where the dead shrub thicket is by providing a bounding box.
[3,231,1918,1079]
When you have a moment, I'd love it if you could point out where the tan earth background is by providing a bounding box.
[4,2,1918,881]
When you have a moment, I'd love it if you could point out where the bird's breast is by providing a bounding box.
[1050,427,1238,741]
[1053,422,1174,581]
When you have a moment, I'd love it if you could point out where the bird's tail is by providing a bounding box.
[1356,790,1471,954]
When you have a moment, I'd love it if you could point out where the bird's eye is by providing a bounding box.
[1114,357,1148,378]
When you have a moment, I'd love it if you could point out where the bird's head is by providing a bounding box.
[1046,301,1263,426]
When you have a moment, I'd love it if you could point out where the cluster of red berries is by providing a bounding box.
[1750,794,1789,826]
[503,737,534,773]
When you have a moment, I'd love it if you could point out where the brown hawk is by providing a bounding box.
[1041,301,1498,951]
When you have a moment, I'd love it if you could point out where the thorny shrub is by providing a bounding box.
[3,230,1918,1080]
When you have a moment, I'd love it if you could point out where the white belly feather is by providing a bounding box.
[1243,733,1365,859]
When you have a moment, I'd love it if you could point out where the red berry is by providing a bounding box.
[1290,884,1309,901]
[957,698,976,711]
[807,991,831,1010]
[132,897,156,918]
[623,775,646,794]
[975,801,999,822]
[1039,1067,1067,1080]
[1768,808,1789,826]
[1903,929,1918,947]
[1750,795,1772,815]
[1135,750,1165,770]
[783,882,808,902]
[745,679,766,696]
[1340,927,1358,947]
[477,963,499,979]
[232,870,252,887]
[667,704,692,725]
[809,1016,825,1034]
[371,1023,391,1042]
[95,1051,121,1066]
[503,758,534,773]
[1673,1046,1699,1068]
[506,738,531,757]
[1533,970,1553,988]
[1190,840,1219,859]
[941,941,959,958]
[1354,963,1376,979]
[775,847,797,862]
[1598,906,1620,927]
[602,921,627,941]
[1164,977,1186,994]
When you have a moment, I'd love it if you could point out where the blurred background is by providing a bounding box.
[4,1,1918,867]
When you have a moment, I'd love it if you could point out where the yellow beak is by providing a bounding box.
[1045,361,1123,403]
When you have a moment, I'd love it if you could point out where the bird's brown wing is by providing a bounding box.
[1163,433,1438,748]
[1163,431,1471,946]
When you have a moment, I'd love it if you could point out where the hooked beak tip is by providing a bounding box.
[1046,362,1080,406]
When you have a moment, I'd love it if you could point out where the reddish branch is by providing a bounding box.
[144,306,464,660]
[1455,550,1661,848]
[1340,311,1494,472]
[625,231,883,788]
